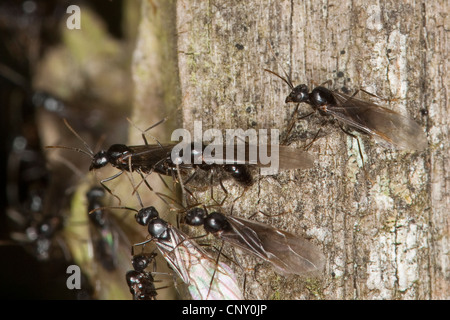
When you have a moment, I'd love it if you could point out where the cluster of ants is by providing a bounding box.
[50,67,427,300]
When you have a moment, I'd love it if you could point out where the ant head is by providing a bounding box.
[86,187,105,200]
[184,207,207,226]
[148,218,170,241]
[132,254,151,272]
[136,206,159,226]
[204,212,231,234]
[90,150,108,170]
[89,144,132,171]
[285,84,310,103]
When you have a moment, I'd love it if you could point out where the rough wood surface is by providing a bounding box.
[134,0,448,299]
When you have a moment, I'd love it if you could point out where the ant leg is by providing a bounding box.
[282,103,300,145]
[172,166,198,208]
[100,171,124,205]
[360,88,398,104]
[206,241,225,299]
[185,239,242,300]
[204,168,229,208]
[303,127,322,151]
[88,205,138,216]
[136,170,183,208]
[182,169,198,186]
[181,185,197,207]
[212,178,229,207]
[298,111,315,120]
[319,79,333,87]
[345,87,396,105]
[148,251,159,273]
[127,117,166,147]
[132,238,153,254]
[209,171,216,204]
[137,171,153,192]
[282,105,315,145]
[123,169,144,208]
[157,173,174,194]
[247,210,287,220]
[338,88,363,106]
[189,239,245,299]
[143,118,167,133]
[123,156,151,206]
[227,187,249,216]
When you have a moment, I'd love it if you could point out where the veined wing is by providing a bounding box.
[201,144,315,170]
[87,187,132,272]
[124,144,176,171]
[218,216,325,276]
[327,91,427,151]
[154,224,243,300]
[89,221,119,271]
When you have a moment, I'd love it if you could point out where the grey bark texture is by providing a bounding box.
[133,0,448,299]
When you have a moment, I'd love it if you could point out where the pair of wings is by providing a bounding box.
[323,90,427,151]
[215,215,325,276]
[125,143,315,172]
[153,223,243,300]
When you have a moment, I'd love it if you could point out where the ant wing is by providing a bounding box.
[82,190,135,298]
[154,225,243,300]
[88,213,123,271]
[222,216,325,276]
[277,146,315,170]
[327,91,427,151]
[152,225,192,284]
[124,144,177,172]
[202,144,314,170]
[187,256,244,300]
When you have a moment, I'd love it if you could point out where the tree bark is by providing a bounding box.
[134,0,448,299]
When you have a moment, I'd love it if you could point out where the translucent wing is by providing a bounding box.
[87,187,132,272]
[127,143,314,174]
[124,144,176,172]
[154,224,243,300]
[327,92,427,151]
[276,145,315,170]
[201,144,315,170]
[218,216,325,276]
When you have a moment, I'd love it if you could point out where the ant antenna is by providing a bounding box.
[45,119,95,159]
[264,41,294,90]
[62,118,95,156]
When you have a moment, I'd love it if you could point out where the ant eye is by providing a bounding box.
[296,85,309,101]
